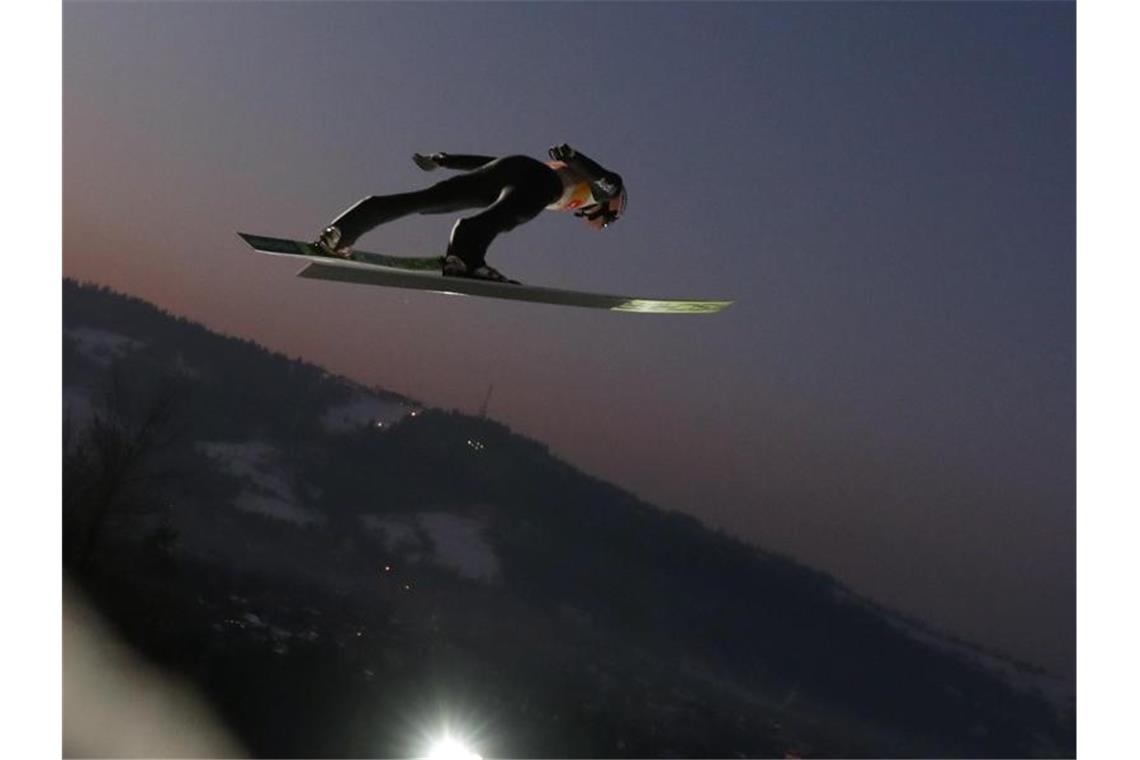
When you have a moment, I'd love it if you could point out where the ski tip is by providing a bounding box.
[611,299,734,315]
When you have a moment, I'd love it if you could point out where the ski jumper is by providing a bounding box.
[326,151,622,267]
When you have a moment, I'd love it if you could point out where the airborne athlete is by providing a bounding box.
[238,144,728,312]
[313,144,628,284]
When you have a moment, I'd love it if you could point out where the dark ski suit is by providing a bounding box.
[327,151,622,267]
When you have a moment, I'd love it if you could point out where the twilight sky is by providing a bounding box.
[63,1,1074,678]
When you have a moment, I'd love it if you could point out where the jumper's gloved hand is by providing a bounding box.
[548,144,576,162]
[413,152,443,171]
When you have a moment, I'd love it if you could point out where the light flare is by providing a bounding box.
[426,734,482,760]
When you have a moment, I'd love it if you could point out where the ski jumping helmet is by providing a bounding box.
[577,186,628,229]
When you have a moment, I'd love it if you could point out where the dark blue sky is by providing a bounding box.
[64,1,1074,677]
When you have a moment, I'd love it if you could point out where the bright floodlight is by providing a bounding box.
[426,735,481,760]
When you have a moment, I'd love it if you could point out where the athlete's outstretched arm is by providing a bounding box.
[548,144,623,200]
[413,152,497,172]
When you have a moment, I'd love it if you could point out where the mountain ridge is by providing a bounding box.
[62,278,1074,758]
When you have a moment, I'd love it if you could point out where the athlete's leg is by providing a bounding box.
[327,159,520,248]
[323,154,554,247]
[446,157,563,269]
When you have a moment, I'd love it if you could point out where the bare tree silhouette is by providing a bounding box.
[63,366,187,573]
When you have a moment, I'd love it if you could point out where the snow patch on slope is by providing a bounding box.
[889,613,1072,711]
[198,440,322,526]
[419,513,502,583]
[321,393,410,433]
[65,327,147,368]
[361,516,421,550]
[362,512,501,583]
[835,588,1073,712]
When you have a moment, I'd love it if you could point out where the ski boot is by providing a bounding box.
[313,225,354,259]
[413,152,442,171]
[441,255,519,284]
